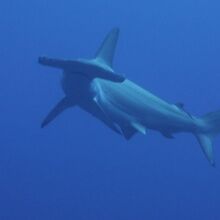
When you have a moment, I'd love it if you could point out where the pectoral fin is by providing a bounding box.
[41,97,73,128]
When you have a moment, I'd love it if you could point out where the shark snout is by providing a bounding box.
[38,56,67,69]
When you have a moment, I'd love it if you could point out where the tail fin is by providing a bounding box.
[196,110,220,166]
[195,133,215,166]
[95,28,120,68]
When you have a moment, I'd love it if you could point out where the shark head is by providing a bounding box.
[38,28,125,83]
[39,28,125,128]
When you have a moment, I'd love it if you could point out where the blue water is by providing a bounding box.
[1,0,220,219]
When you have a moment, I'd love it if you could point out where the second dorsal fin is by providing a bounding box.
[175,102,184,109]
[175,102,193,118]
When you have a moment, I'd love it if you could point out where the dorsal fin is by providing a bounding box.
[175,102,193,118]
[95,28,120,67]
[175,102,184,109]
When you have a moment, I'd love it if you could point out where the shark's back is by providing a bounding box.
[95,78,173,113]
[94,78,195,132]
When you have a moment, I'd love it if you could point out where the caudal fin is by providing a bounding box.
[195,133,215,166]
[196,110,220,166]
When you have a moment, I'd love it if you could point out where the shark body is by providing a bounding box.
[39,28,220,166]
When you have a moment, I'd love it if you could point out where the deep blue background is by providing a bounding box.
[1,0,220,219]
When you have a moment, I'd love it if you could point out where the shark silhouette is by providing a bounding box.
[39,28,220,166]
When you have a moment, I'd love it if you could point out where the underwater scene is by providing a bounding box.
[1,0,220,219]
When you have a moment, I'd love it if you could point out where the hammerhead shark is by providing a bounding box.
[39,28,220,166]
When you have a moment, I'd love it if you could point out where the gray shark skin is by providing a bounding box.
[39,28,220,166]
